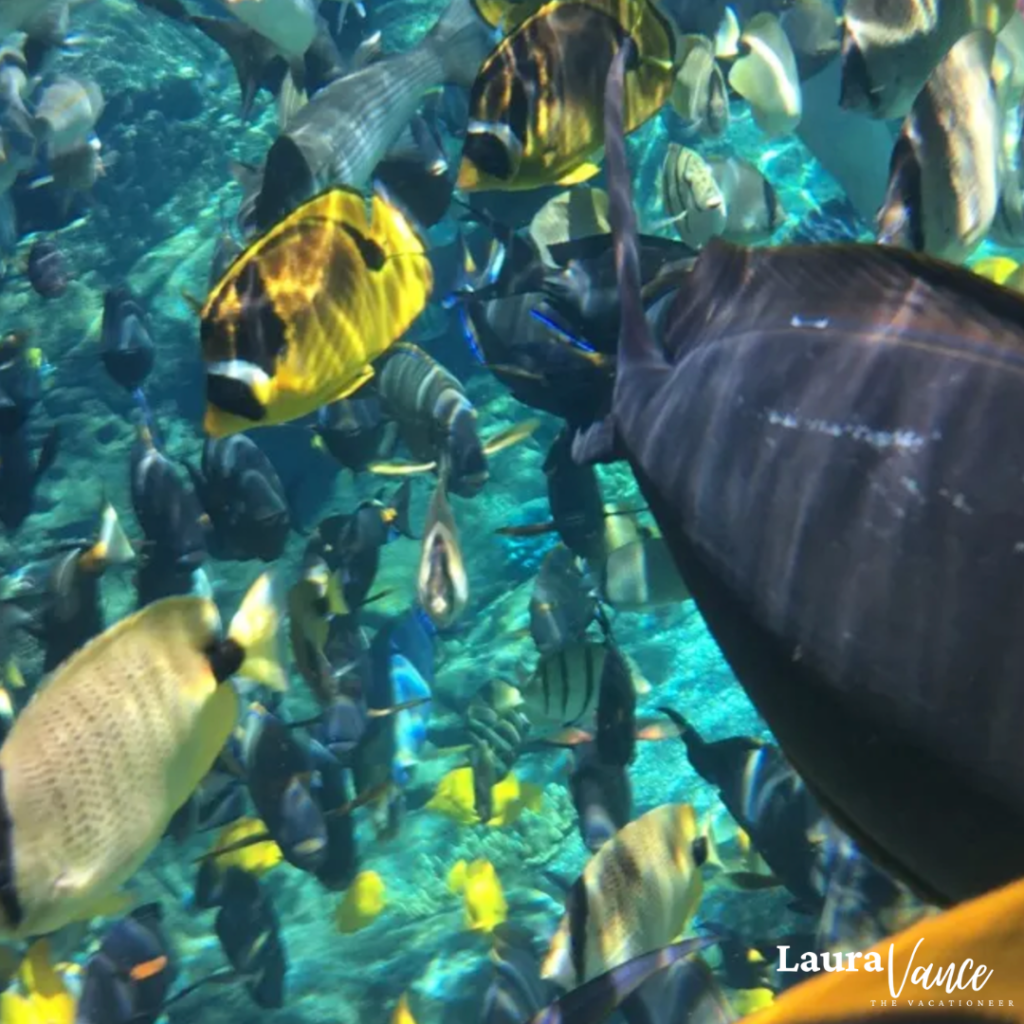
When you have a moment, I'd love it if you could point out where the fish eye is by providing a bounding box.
[342,225,387,272]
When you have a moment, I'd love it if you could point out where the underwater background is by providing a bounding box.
[2,0,1023,1021]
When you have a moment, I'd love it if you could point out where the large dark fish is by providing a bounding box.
[589,43,1024,905]
[252,0,492,230]
[190,435,291,562]
[544,427,606,560]
[568,739,631,853]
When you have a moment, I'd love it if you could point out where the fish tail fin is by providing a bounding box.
[428,0,495,89]
[191,15,280,122]
[389,479,416,539]
[227,573,288,691]
[487,679,524,713]
[79,500,135,574]
[655,706,707,760]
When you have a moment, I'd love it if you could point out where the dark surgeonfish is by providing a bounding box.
[568,739,632,853]
[190,435,291,562]
[659,707,823,912]
[100,285,155,394]
[588,43,1024,905]
[311,480,414,611]
[214,869,287,1009]
[76,904,177,1024]
[313,384,397,474]
[13,502,134,671]
[130,426,210,604]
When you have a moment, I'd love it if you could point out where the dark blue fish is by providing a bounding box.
[587,44,1024,904]
[26,238,68,298]
[75,904,177,1024]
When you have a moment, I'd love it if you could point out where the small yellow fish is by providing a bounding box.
[971,255,1019,284]
[447,859,508,934]
[392,993,417,1024]
[335,870,387,933]
[208,817,283,877]
[0,941,75,1024]
[427,767,543,827]
[728,985,775,1015]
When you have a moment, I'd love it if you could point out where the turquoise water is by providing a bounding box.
[2,0,1022,1021]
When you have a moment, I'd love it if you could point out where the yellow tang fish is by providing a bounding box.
[0,574,285,939]
[335,870,387,933]
[427,766,543,826]
[200,187,433,438]
[448,859,507,934]
[0,941,75,1024]
[208,817,283,877]
[457,0,677,192]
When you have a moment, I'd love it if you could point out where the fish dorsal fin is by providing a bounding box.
[661,240,1024,367]
[603,39,670,414]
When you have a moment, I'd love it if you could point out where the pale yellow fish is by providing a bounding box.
[0,575,284,938]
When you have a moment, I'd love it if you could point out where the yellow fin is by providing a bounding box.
[368,459,438,477]
[83,501,134,571]
[750,872,1024,1017]
[3,660,23,690]
[482,418,540,457]
[228,573,287,691]
[556,162,602,186]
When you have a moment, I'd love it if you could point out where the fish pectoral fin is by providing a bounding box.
[555,162,602,186]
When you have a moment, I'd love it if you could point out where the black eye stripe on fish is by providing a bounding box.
[342,224,388,271]
[566,876,589,985]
